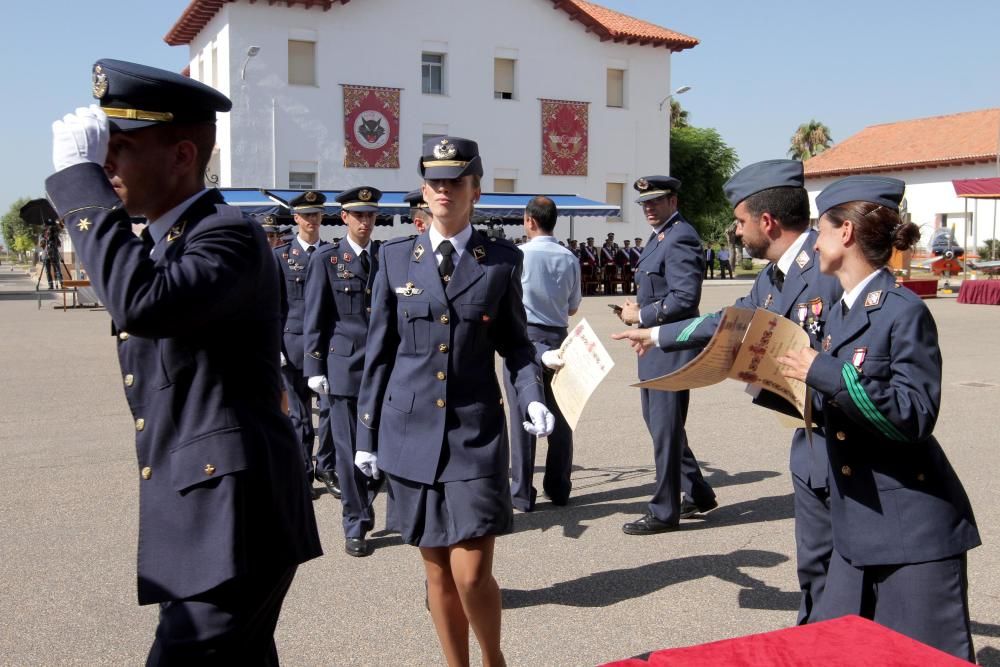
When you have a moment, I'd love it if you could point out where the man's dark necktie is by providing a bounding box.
[306,245,315,255]
[140,227,154,253]
[773,267,785,291]
[438,240,455,283]
[841,301,849,316]
[360,249,370,275]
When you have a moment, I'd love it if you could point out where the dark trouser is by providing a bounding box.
[719,260,732,279]
[503,324,574,511]
[791,474,832,624]
[640,387,714,524]
[314,393,335,475]
[814,550,974,662]
[147,565,297,666]
[705,262,714,279]
[43,257,62,287]
[328,395,374,538]
[281,366,316,473]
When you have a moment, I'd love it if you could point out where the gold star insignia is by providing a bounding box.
[77,218,91,231]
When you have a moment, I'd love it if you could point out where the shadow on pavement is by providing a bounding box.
[502,548,792,609]
[978,646,1000,666]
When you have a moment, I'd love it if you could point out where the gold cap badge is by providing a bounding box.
[92,65,108,99]
[305,191,317,203]
[636,177,649,191]
[359,189,371,201]
[433,140,457,160]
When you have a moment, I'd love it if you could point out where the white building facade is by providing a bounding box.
[166,0,697,241]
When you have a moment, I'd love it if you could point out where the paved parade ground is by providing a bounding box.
[1,269,999,666]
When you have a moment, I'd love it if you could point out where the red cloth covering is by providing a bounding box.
[541,99,589,176]
[342,84,400,169]
[958,280,1000,305]
[601,616,969,667]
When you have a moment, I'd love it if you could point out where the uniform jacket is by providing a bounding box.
[581,245,598,267]
[806,268,980,566]
[356,229,544,485]
[657,230,842,487]
[302,239,380,396]
[46,163,321,604]
[274,237,328,371]
[634,212,704,380]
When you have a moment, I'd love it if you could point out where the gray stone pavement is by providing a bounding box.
[1,270,998,666]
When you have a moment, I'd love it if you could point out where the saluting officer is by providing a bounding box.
[46,59,320,661]
[404,188,431,234]
[614,160,842,622]
[274,191,340,498]
[355,137,553,666]
[615,176,716,534]
[780,177,980,660]
[303,186,381,557]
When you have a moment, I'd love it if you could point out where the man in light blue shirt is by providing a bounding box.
[503,196,581,511]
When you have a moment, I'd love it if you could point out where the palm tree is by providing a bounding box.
[788,120,833,160]
[670,99,689,129]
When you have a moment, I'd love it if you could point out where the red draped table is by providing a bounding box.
[958,279,1000,304]
[601,615,969,666]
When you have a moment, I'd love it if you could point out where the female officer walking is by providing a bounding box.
[780,176,980,660]
[355,136,554,667]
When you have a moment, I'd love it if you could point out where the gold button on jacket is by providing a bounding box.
[124,373,135,387]
[438,343,449,353]
[436,371,446,380]
[436,398,446,408]
[835,431,847,441]
[119,331,130,341]
[204,464,216,476]
[141,466,152,480]
[841,465,852,476]
[135,418,145,431]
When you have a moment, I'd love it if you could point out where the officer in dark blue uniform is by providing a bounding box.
[615,176,716,534]
[303,186,381,557]
[274,191,340,498]
[780,176,980,660]
[258,213,285,249]
[614,160,842,622]
[404,188,431,234]
[355,136,552,665]
[46,58,321,662]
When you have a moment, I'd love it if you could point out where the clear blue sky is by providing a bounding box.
[2,0,998,242]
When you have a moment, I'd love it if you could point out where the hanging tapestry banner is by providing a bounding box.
[343,84,401,169]
[541,99,588,176]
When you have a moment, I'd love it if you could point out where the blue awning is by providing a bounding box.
[219,189,619,226]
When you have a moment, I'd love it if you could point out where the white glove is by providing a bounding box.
[541,350,565,370]
[52,105,109,172]
[523,401,555,437]
[355,451,380,479]
[307,375,329,395]
[279,352,287,367]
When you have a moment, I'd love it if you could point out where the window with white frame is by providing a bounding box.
[289,171,316,190]
[607,68,625,108]
[288,40,316,86]
[422,53,445,95]
[494,178,516,192]
[606,182,625,221]
[494,58,515,100]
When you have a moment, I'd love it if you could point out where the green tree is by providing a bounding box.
[1,197,36,258]
[670,125,740,237]
[670,99,689,129]
[788,120,832,160]
[13,234,35,260]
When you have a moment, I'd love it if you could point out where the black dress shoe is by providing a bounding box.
[316,470,341,499]
[345,537,369,557]
[622,513,678,535]
[680,497,719,519]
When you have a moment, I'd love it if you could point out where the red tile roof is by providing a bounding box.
[804,109,1000,178]
[165,0,698,51]
[553,0,698,51]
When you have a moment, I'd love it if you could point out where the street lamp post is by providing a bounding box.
[658,85,691,111]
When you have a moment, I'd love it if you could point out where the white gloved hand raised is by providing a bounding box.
[541,349,565,370]
[52,105,109,172]
[307,375,329,395]
[354,451,380,479]
[523,401,555,437]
